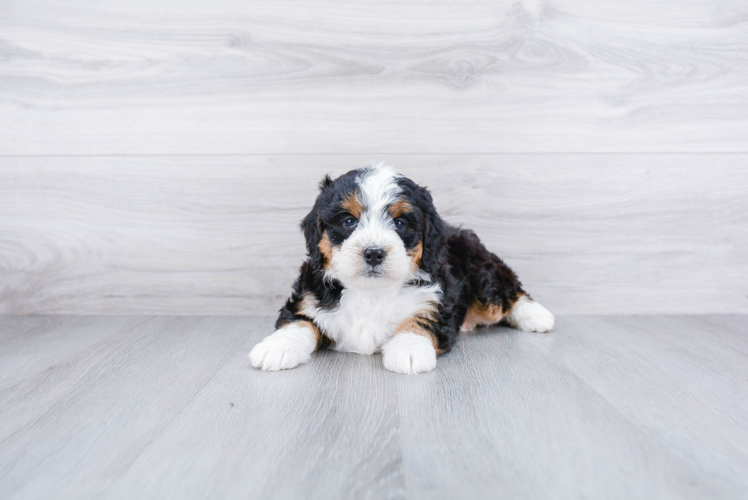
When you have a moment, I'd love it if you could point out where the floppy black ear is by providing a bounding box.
[300,206,322,263]
[420,196,446,275]
[300,174,333,269]
[403,181,445,275]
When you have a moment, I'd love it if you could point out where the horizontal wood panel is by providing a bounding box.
[1,0,747,154]
[1,154,746,315]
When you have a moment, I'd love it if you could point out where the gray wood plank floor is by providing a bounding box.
[0,315,746,499]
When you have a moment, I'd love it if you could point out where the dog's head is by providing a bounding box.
[301,163,445,290]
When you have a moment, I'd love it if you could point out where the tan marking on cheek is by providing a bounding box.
[389,200,414,219]
[341,192,363,219]
[408,241,423,270]
[318,231,334,269]
[461,301,504,332]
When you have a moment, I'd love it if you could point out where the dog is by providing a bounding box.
[249,163,554,374]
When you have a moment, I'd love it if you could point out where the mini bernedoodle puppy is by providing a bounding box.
[249,163,554,374]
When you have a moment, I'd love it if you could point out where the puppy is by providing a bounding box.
[249,163,554,374]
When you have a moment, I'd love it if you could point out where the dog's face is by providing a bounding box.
[302,164,443,291]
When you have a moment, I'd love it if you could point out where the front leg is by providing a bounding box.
[382,317,439,375]
[250,258,332,371]
[248,320,321,371]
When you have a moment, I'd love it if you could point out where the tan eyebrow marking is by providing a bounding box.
[389,200,413,219]
[340,191,363,219]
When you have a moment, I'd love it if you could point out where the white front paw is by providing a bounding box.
[382,332,437,375]
[248,323,316,371]
[507,296,555,333]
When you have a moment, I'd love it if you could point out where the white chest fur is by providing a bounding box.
[301,284,441,355]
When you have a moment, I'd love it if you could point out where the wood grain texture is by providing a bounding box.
[1,154,747,315]
[0,315,746,499]
[395,318,743,500]
[105,325,404,500]
[1,0,747,154]
[533,315,748,496]
[0,316,253,498]
[0,316,145,391]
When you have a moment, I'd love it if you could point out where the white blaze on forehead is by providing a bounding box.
[327,162,414,291]
[356,163,402,224]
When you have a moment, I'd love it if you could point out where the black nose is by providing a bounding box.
[363,247,386,266]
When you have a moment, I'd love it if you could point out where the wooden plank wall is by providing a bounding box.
[1,0,747,314]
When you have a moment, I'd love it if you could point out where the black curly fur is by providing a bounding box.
[276,167,527,354]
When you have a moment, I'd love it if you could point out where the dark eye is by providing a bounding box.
[394,218,406,231]
[343,217,358,229]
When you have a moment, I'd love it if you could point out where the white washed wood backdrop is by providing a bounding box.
[1,0,746,314]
